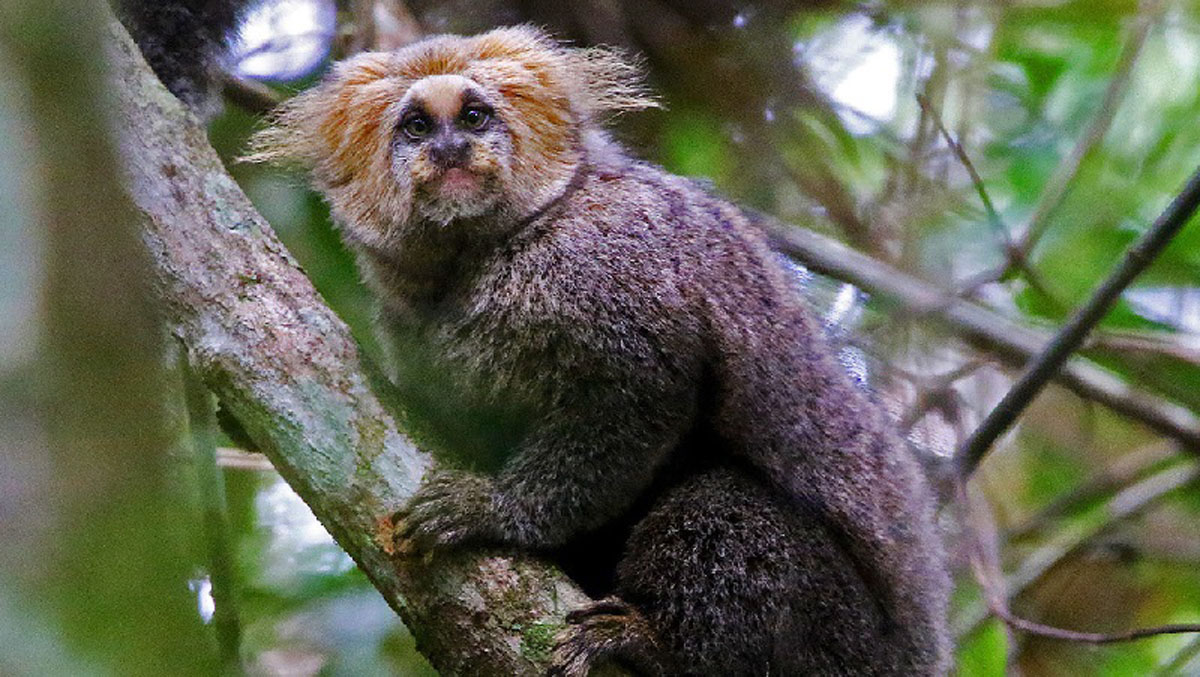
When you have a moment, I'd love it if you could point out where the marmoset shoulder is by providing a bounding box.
[249,26,951,676]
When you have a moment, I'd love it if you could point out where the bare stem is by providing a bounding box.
[182,356,244,672]
[958,164,1200,476]
[955,462,1200,640]
[1016,0,1162,254]
[766,223,1200,452]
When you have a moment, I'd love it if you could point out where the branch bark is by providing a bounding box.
[106,17,587,675]
[958,164,1200,475]
[954,462,1200,640]
[767,224,1200,454]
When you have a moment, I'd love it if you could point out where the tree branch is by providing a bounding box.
[182,357,243,669]
[915,93,1063,308]
[221,72,282,115]
[767,223,1200,453]
[958,164,1200,476]
[1015,0,1162,255]
[960,469,1200,648]
[1005,440,1178,541]
[915,93,1011,250]
[106,17,587,675]
[955,462,1200,640]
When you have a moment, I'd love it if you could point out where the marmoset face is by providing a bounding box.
[391,74,513,225]
[248,26,657,250]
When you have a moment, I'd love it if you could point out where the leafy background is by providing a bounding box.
[4,0,1200,674]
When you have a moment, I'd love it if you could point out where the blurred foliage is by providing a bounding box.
[5,0,1200,674]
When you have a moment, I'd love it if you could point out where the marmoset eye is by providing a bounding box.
[460,105,491,131]
[402,114,434,140]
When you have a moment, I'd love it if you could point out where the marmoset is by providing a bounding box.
[248,26,950,676]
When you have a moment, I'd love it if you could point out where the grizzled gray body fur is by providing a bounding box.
[369,132,949,675]
[249,27,951,676]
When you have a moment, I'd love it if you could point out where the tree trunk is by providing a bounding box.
[105,16,589,676]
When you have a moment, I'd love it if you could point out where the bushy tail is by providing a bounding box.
[113,0,255,117]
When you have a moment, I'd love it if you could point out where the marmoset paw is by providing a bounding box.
[391,469,497,556]
[548,597,670,677]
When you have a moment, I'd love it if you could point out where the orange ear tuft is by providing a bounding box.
[245,26,660,230]
[245,51,413,241]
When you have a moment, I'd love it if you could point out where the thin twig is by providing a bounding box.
[1005,441,1178,541]
[958,164,1200,477]
[958,481,1023,658]
[917,93,1063,309]
[988,599,1200,645]
[956,462,1200,640]
[767,223,1200,452]
[1015,0,1163,255]
[916,93,1010,249]
[961,467,1200,646]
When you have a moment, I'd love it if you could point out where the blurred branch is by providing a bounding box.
[915,93,1062,309]
[767,222,1200,452]
[958,164,1200,476]
[373,0,424,50]
[1005,440,1178,541]
[107,16,588,676]
[1157,635,1200,676]
[898,360,982,434]
[956,462,1200,640]
[347,0,377,53]
[1,0,215,668]
[216,447,276,472]
[959,482,1023,662]
[221,73,282,116]
[916,94,1011,250]
[1015,0,1163,256]
[780,160,877,253]
[1087,329,1200,367]
[181,358,243,671]
[614,0,881,252]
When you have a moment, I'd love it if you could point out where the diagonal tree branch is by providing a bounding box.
[1015,0,1163,256]
[955,461,1200,640]
[1004,440,1178,541]
[220,72,282,115]
[767,223,1200,453]
[105,17,587,676]
[958,165,1200,476]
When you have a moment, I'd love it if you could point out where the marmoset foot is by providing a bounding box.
[548,597,672,677]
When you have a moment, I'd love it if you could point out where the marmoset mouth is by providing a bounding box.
[438,167,482,195]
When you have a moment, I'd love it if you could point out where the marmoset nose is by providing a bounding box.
[428,134,471,169]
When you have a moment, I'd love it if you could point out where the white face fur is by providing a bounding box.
[389,74,515,226]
